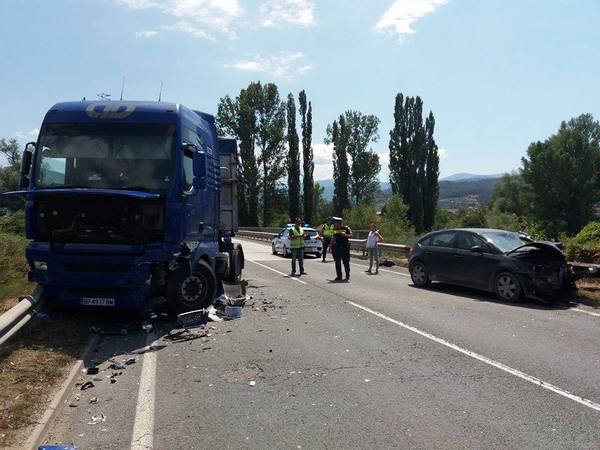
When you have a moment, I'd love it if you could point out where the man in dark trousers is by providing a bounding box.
[329,216,353,281]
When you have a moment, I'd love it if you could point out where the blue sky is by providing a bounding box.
[1,0,599,180]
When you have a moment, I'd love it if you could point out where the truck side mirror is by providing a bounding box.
[19,142,35,189]
[193,150,207,190]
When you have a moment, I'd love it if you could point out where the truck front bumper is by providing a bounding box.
[27,242,180,311]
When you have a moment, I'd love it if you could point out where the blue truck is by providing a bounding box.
[14,101,244,313]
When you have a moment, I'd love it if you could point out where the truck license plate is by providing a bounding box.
[81,297,115,307]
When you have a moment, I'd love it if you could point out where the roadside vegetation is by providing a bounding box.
[0,141,88,447]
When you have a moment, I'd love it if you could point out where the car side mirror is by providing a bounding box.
[19,142,35,188]
[470,245,485,254]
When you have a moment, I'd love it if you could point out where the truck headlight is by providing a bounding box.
[33,261,48,271]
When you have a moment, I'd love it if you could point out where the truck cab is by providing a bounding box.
[18,101,243,313]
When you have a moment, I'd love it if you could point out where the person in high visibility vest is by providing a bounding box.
[288,217,307,276]
[329,216,353,281]
[320,217,335,262]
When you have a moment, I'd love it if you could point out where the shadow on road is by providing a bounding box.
[408,282,576,311]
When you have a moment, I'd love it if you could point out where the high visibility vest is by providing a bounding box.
[289,227,305,249]
[323,224,335,237]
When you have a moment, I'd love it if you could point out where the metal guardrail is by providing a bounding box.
[0,285,44,346]
[237,229,411,256]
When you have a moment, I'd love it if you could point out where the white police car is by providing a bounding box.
[271,225,323,258]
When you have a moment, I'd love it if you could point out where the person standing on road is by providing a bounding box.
[366,223,383,274]
[320,217,335,262]
[289,217,307,276]
[330,217,352,281]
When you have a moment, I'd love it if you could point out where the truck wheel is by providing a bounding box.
[224,245,244,283]
[167,259,216,314]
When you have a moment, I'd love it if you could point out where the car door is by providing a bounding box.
[421,231,458,282]
[451,231,500,289]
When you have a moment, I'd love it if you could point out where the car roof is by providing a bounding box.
[427,228,517,234]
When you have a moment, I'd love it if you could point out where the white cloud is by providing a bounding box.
[134,30,158,38]
[14,128,39,142]
[161,21,213,40]
[375,0,448,39]
[259,0,315,28]
[225,51,314,81]
[312,143,333,165]
[438,147,448,159]
[115,0,243,40]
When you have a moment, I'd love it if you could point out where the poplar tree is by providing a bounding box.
[286,93,301,221]
[299,90,314,223]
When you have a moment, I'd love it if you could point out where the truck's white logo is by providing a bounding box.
[85,103,136,119]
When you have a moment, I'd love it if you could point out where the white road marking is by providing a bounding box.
[346,300,600,413]
[572,308,600,317]
[350,261,410,277]
[131,335,158,450]
[246,258,308,285]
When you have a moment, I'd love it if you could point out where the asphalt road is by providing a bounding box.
[42,239,600,449]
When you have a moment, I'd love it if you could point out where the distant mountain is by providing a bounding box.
[317,175,502,211]
[441,173,503,182]
[316,179,390,201]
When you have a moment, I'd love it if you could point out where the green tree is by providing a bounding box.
[217,82,287,227]
[388,94,439,233]
[342,111,381,204]
[522,113,600,236]
[299,90,314,223]
[217,87,260,226]
[313,181,332,226]
[0,138,21,191]
[326,117,351,215]
[343,203,378,230]
[286,93,301,221]
[489,172,532,217]
[423,112,439,230]
[379,195,415,244]
[457,206,487,228]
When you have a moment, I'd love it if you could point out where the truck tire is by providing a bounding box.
[167,259,216,314]
[224,245,244,283]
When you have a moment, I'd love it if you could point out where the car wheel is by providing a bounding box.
[272,243,277,255]
[315,252,321,259]
[283,246,290,258]
[494,271,522,303]
[167,259,217,314]
[410,261,430,287]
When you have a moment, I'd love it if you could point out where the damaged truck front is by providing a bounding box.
[16,101,243,313]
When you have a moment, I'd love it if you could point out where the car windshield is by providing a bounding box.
[479,230,532,253]
[34,122,176,192]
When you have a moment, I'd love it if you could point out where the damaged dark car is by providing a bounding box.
[408,228,595,303]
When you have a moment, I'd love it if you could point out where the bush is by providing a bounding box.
[562,221,600,263]
[379,195,416,244]
[343,203,378,230]
[0,232,30,301]
[0,210,25,235]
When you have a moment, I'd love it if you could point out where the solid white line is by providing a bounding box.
[246,258,308,285]
[131,335,158,450]
[349,262,411,277]
[572,308,600,317]
[346,300,600,413]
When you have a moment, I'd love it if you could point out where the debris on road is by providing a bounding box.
[89,396,98,404]
[38,444,79,450]
[249,381,256,387]
[83,367,99,375]
[110,362,125,370]
[225,305,242,320]
[177,309,209,328]
[124,357,136,365]
[80,381,94,391]
[141,323,153,333]
[87,414,106,425]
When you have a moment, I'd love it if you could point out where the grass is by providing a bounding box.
[0,231,89,447]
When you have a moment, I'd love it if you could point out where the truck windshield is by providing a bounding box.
[34,122,176,192]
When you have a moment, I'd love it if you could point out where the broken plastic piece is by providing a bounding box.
[89,397,98,404]
[85,367,99,375]
[80,381,94,391]
[141,323,153,333]
[124,357,136,365]
[249,381,256,387]
[38,445,79,450]
[87,414,106,425]
[110,362,125,370]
